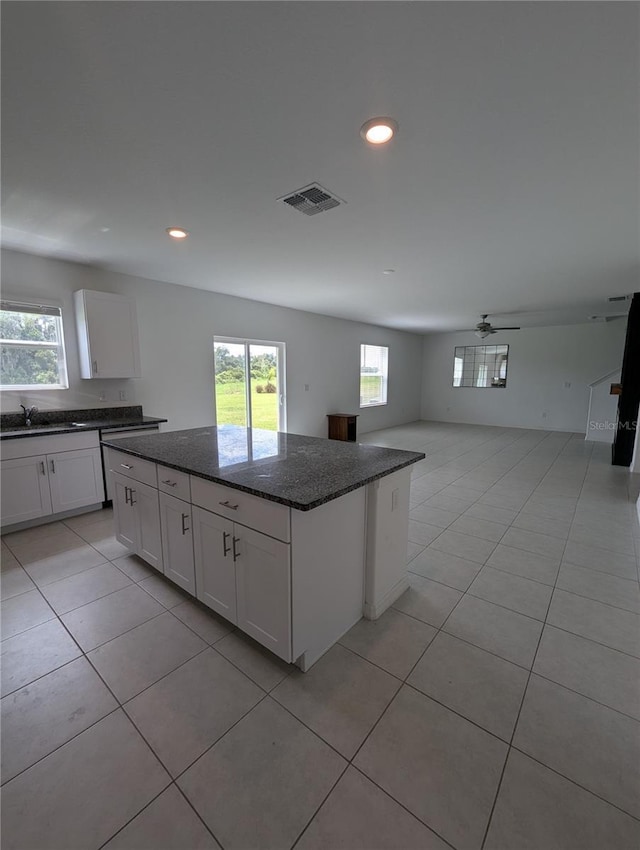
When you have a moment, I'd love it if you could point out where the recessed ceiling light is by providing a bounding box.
[360,117,398,145]
[166,227,189,239]
[383,269,396,275]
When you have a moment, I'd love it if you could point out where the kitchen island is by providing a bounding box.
[102,425,424,670]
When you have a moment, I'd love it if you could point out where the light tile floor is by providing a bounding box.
[1,422,640,849]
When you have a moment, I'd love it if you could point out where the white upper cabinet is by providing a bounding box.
[74,290,141,378]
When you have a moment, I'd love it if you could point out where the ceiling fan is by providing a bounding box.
[467,314,521,339]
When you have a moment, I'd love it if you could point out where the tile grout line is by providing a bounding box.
[506,744,640,825]
[479,438,593,849]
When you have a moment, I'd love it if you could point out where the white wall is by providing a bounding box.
[421,323,626,433]
[1,249,423,436]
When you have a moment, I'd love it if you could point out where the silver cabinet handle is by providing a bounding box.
[181,513,190,535]
[92,360,98,375]
[232,536,240,562]
[219,499,239,510]
[50,459,56,473]
[129,488,137,505]
[124,486,130,505]
[222,530,231,556]
[162,480,177,487]
[120,463,133,470]
[40,460,46,475]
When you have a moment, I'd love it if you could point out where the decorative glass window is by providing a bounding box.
[360,344,388,407]
[0,301,69,390]
[453,344,508,388]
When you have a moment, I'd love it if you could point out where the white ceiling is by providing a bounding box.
[2,2,638,333]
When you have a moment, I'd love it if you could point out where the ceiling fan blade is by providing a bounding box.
[492,326,520,331]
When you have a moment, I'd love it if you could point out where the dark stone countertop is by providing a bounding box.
[0,406,167,440]
[101,425,425,511]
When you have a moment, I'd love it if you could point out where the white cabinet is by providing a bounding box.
[74,289,141,378]
[47,449,104,513]
[190,476,290,542]
[235,526,291,660]
[112,471,163,571]
[112,474,138,550]
[0,456,52,525]
[135,482,164,570]
[192,504,292,662]
[1,432,105,529]
[193,506,236,621]
[159,491,195,593]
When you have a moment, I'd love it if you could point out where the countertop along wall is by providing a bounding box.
[420,322,627,433]
[1,249,423,437]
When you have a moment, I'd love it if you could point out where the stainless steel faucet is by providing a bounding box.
[20,405,38,426]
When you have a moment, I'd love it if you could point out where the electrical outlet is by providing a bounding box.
[304,384,309,392]
[119,390,126,401]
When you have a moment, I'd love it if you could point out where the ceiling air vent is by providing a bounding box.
[279,183,344,216]
[608,295,631,303]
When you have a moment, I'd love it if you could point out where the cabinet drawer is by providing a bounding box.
[157,465,191,502]
[190,476,290,543]
[108,449,157,487]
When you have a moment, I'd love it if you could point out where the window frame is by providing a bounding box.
[213,335,287,432]
[452,344,509,389]
[0,300,69,391]
[360,343,389,408]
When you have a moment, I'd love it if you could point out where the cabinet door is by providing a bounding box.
[112,472,138,552]
[192,506,236,622]
[235,527,291,662]
[159,492,194,593]
[75,290,141,378]
[0,456,52,526]
[47,448,105,513]
[131,480,163,572]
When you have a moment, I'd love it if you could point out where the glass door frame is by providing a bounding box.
[213,336,287,432]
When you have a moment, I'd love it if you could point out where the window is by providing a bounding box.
[0,301,69,390]
[453,344,508,388]
[213,336,286,431]
[360,344,388,407]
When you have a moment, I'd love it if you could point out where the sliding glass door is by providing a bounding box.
[213,337,286,432]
